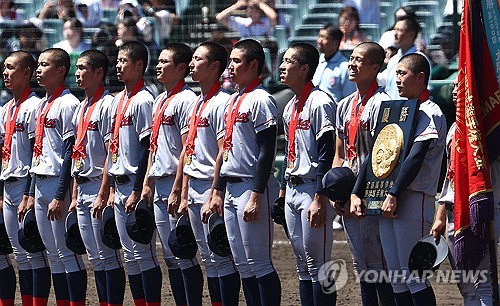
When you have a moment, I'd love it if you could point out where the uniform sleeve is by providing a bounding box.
[413,108,439,145]
[103,97,116,143]
[336,99,347,139]
[100,97,112,140]
[252,93,277,133]
[136,99,153,141]
[61,99,79,141]
[0,105,6,144]
[71,104,80,137]
[282,101,291,139]
[27,102,39,140]
[179,97,193,136]
[213,97,228,141]
[311,95,335,141]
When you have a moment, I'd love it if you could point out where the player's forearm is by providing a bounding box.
[210,139,225,196]
[71,177,78,202]
[315,131,335,194]
[54,136,75,201]
[352,154,369,198]
[252,126,277,194]
[143,155,154,189]
[332,136,345,168]
[133,136,151,192]
[280,140,288,191]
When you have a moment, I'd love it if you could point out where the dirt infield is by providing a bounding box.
[12,224,465,305]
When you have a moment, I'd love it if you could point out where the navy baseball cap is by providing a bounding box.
[65,210,87,255]
[101,205,122,250]
[0,223,13,255]
[18,209,46,253]
[126,199,156,245]
[207,213,232,257]
[408,234,448,275]
[322,167,356,203]
[168,215,198,259]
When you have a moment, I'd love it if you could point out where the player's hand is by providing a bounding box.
[18,195,34,222]
[141,185,153,203]
[243,192,262,222]
[125,190,140,214]
[0,196,3,213]
[92,190,109,219]
[47,199,65,221]
[350,194,366,219]
[381,194,398,219]
[107,188,115,208]
[68,199,77,213]
[205,189,224,224]
[430,204,447,243]
[201,199,212,224]
[308,194,328,227]
[176,196,189,217]
[168,188,181,217]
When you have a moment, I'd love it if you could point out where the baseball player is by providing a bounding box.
[334,42,395,306]
[140,43,198,306]
[69,49,126,306]
[0,50,51,306]
[25,48,87,305]
[178,41,240,306]
[106,41,161,306]
[352,53,446,305]
[278,42,336,306]
[430,78,484,305]
[211,39,281,306]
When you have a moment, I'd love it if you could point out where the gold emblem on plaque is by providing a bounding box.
[371,123,404,179]
[186,155,192,165]
[112,153,118,163]
[222,151,229,162]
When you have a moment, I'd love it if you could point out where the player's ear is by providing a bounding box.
[300,63,310,78]
[177,63,187,74]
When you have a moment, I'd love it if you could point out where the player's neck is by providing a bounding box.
[163,78,183,93]
[12,85,29,102]
[199,76,219,96]
[125,76,144,93]
[290,80,309,97]
[356,80,374,96]
[236,76,258,92]
[84,84,102,101]
[44,82,64,97]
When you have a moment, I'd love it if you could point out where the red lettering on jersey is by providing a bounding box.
[235,111,251,123]
[197,117,209,127]
[87,121,99,131]
[296,118,310,130]
[14,122,25,132]
[161,115,175,126]
[121,115,133,126]
[44,118,57,128]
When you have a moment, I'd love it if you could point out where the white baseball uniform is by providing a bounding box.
[282,87,335,282]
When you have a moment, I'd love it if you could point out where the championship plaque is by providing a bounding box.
[365,99,419,215]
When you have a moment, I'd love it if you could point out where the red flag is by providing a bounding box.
[453,0,499,270]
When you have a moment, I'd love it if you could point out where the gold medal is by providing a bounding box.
[2,160,7,170]
[75,158,83,170]
[151,152,156,163]
[288,160,294,169]
[112,153,118,163]
[35,156,40,166]
[186,155,192,165]
[222,151,229,162]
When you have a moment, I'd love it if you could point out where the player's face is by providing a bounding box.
[228,48,254,86]
[279,48,304,87]
[189,46,214,82]
[3,56,28,90]
[75,58,101,90]
[395,63,420,98]
[157,49,181,84]
[317,29,338,56]
[116,50,140,84]
[36,52,64,88]
[348,48,378,84]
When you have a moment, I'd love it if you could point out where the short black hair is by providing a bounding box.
[399,53,430,85]
[321,23,343,41]
[41,48,71,78]
[120,40,149,75]
[233,39,265,75]
[289,43,319,80]
[163,42,193,77]
[395,15,421,41]
[198,41,228,77]
[79,49,109,81]
[355,42,385,71]
[7,50,36,78]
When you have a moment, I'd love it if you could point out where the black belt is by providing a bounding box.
[36,175,47,179]
[226,177,244,184]
[4,177,19,183]
[75,176,90,185]
[288,176,311,186]
[114,175,131,185]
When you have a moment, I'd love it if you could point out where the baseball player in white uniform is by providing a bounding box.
[140,43,199,306]
[69,49,126,306]
[106,41,161,306]
[335,43,395,306]
[27,48,87,305]
[278,43,336,306]
[179,41,240,306]
[211,39,281,306]
[352,53,446,305]
[0,50,51,306]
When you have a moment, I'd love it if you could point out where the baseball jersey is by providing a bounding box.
[183,88,230,180]
[312,52,357,104]
[336,88,391,176]
[437,122,456,205]
[107,87,153,176]
[29,89,80,176]
[220,85,277,178]
[228,16,273,38]
[0,93,40,180]
[283,88,336,180]
[407,98,447,195]
[148,85,197,178]
[70,91,113,178]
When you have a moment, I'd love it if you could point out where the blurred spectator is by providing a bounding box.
[0,0,24,23]
[343,0,380,25]
[444,0,463,17]
[379,6,426,52]
[15,22,45,60]
[102,0,120,9]
[37,0,76,21]
[115,17,143,47]
[53,18,91,53]
[139,0,178,46]
[74,0,103,27]
[117,0,156,46]
[338,6,367,50]
[313,23,356,104]
[216,0,277,39]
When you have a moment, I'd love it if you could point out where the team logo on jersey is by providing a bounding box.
[235,111,251,123]
[161,115,175,126]
[14,122,25,132]
[198,117,209,127]
[44,118,58,128]
[296,119,310,130]
[87,121,99,131]
[121,116,133,127]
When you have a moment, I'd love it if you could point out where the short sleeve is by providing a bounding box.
[136,99,153,141]
[336,98,348,139]
[99,96,112,140]
[252,93,277,133]
[311,96,335,141]
[61,99,79,141]
[213,99,227,141]
[413,109,439,144]
[27,104,38,140]
[179,97,194,136]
